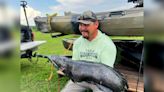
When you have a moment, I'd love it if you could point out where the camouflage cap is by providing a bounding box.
[78,10,97,24]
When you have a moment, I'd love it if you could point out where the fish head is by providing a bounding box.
[50,55,68,69]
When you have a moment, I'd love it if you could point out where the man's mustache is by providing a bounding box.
[81,30,88,32]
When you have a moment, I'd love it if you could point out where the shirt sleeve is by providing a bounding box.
[100,44,117,68]
[72,41,79,60]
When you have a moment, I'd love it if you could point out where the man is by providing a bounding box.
[61,10,117,92]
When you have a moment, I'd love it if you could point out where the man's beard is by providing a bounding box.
[81,30,89,39]
[82,35,89,39]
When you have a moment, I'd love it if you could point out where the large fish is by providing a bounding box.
[49,55,128,92]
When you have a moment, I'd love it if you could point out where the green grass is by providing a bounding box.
[21,30,73,92]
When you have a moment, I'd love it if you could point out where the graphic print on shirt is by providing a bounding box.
[80,49,98,60]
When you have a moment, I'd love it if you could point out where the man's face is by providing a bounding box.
[79,21,98,39]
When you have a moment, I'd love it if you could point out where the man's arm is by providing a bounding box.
[57,41,80,75]
[100,45,117,68]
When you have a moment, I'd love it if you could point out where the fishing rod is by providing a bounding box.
[20,1,29,28]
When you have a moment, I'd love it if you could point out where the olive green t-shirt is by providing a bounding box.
[72,30,117,67]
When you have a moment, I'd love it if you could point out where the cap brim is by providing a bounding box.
[77,20,93,24]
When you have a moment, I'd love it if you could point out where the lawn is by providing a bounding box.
[21,29,75,92]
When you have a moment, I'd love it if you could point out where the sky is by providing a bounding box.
[1,0,162,26]
[19,0,138,26]
[0,0,19,26]
[1,0,141,26]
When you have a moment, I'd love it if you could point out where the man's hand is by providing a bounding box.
[57,70,65,76]
[57,68,65,76]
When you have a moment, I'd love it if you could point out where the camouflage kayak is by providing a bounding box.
[34,7,143,36]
